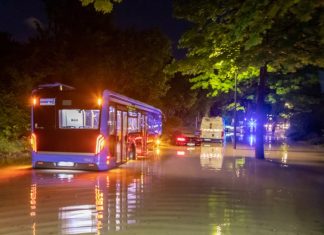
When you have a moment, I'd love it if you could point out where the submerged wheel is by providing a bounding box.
[128,145,136,160]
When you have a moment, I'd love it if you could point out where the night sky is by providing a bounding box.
[0,0,47,41]
[0,0,190,57]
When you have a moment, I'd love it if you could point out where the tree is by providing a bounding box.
[267,68,324,141]
[80,0,122,13]
[30,0,172,106]
[0,33,30,154]
[170,0,324,159]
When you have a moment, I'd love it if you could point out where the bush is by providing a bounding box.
[0,92,29,140]
[286,112,323,141]
[0,136,29,155]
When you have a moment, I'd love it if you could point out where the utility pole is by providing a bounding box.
[233,73,238,149]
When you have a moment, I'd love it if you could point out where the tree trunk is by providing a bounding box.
[255,66,267,159]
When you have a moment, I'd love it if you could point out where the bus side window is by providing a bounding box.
[138,113,142,131]
[108,106,116,155]
[108,106,115,135]
[128,111,139,133]
[147,114,153,134]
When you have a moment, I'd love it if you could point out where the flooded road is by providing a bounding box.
[1,144,324,235]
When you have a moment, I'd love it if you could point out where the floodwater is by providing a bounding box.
[0,143,324,235]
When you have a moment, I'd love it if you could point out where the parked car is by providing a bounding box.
[171,130,201,146]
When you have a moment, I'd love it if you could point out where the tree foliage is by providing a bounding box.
[170,0,323,93]
[0,33,30,153]
[29,0,172,106]
[268,68,324,140]
[80,0,122,13]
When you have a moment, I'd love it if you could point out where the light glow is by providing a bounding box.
[32,97,37,106]
[176,151,185,156]
[97,98,102,106]
[177,137,186,142]
[31,133,37,152]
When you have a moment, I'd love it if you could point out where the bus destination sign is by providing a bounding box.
[40,98,56,106]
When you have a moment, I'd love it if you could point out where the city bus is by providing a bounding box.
[30,83,162,171]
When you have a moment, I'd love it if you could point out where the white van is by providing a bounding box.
[200,116,224,143]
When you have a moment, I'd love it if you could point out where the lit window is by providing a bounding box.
[59,109,100,129]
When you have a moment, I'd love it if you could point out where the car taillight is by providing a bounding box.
[30,133,37,152]
[95,134,105,154]
[177,137,186,142]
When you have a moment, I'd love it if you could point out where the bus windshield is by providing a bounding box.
[59,109,100,129]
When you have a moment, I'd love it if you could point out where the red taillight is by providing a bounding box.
[177,137,186,142]
[30,133,37,152]
[96,134,105,154]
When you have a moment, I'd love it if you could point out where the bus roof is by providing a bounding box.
[32,83,161,115]
[33,83,75,93]
[103,90,162,114]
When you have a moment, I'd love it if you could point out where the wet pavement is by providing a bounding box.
[0,143,324,235]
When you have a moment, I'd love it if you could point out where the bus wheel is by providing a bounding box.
[128,145,136,160]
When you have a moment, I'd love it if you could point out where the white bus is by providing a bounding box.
[200,116,224,143]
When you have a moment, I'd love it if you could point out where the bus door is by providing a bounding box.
[141,114,147,155]
[116,110,122,163]
[122,111,127,162]
[116,110,128,163]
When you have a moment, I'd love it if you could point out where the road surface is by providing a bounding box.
[0,143,324,234]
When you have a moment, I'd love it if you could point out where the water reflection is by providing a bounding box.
[200,144,223,170]
[29,169,145,235]
[280,143,289,167]
[227,132,287,149]
[249,134,256,146]
[59,205,97,234]
[30,183,37,235]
